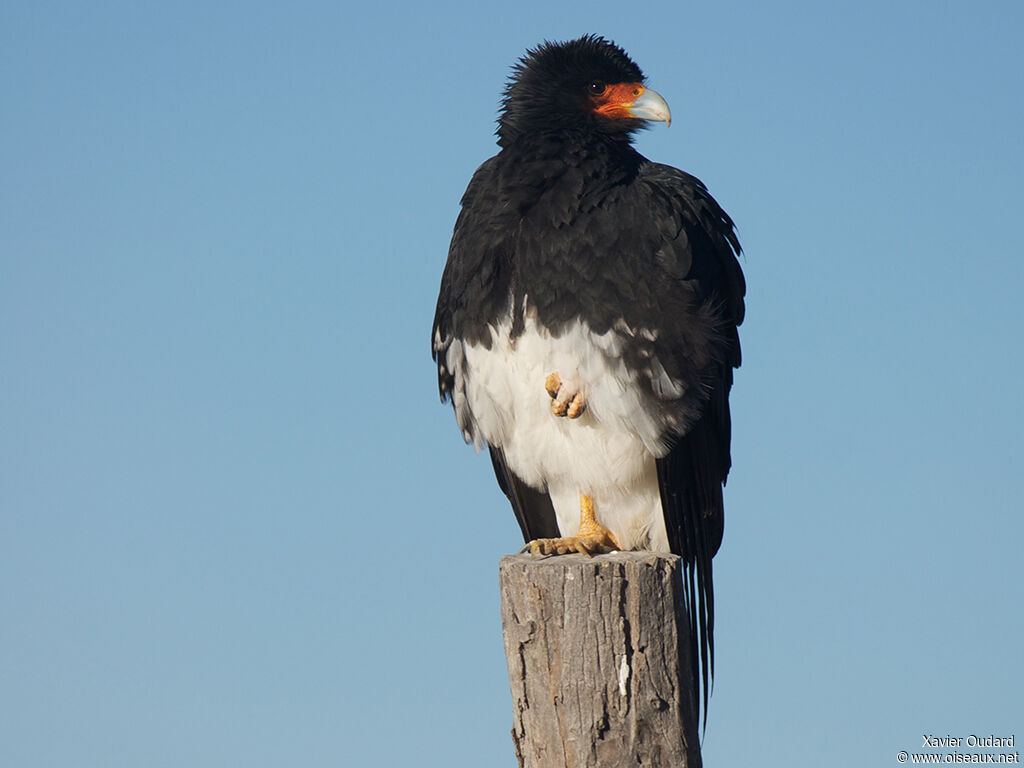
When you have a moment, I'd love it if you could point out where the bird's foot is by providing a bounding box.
[520,494,620,557]
[521,529,620,557]
[544,372,586,418]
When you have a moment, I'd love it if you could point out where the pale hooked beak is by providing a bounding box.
[628,86,672,126]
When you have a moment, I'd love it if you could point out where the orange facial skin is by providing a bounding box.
[591,82,647,119]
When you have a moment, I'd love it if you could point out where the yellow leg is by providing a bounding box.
[522,494,620,557]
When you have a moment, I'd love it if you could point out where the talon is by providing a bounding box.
[520,494,620,557]
[545,371,587,419]
[566,392,586,419]
[545,372,562,399]
[551,395,570,417]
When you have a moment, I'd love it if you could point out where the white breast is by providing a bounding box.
[455,314,671,551]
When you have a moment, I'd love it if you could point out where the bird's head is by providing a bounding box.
[497,35,671,146]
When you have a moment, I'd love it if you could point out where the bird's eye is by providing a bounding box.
[587,81,607,96]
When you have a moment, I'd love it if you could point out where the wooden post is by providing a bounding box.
[499,552,702,768]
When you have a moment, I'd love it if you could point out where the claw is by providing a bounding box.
[520,494,619,557]
[566,392,586,419]
[551,395,570,417]
[545,372,562,399]
[522,531,618,557]
[544,371,587,419]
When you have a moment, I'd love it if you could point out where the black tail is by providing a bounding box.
[655,374,731,731]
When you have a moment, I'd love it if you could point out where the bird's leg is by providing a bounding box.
[522,494,621,557]
[544,372,586,418]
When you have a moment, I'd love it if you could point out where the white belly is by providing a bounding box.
[459,315,670,552]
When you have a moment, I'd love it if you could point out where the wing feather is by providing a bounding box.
[489,446,560,543]
[638,162,743,729]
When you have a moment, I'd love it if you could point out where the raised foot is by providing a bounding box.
[544,372,586,418]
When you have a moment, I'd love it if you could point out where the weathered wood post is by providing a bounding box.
[499,551,702,768]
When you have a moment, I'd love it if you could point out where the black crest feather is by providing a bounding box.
[498,35,647,144]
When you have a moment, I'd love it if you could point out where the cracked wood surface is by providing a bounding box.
[500,552,701,768]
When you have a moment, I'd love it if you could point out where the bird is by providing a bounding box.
[431,35,745,725]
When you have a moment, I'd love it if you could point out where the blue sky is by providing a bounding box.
[2,1,1022,766]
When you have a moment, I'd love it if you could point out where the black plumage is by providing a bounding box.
[432,35,744,726]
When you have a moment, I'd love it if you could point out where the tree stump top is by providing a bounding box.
[499,551,701,768]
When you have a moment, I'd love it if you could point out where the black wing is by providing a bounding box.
[431,156,509,442]
[639,162,745,729]
[488,446,560,542]
[432,157,561,543]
